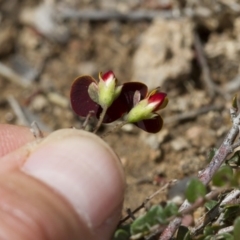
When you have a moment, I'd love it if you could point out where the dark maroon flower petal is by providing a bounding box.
[134,114,163,133]
[101,82,148,123]
[70,76,101,117]
[119,82,148,110]
[101,96,128,123]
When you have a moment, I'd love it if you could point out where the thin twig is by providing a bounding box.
[0,62,30,88]
[30,121,44,140]
[119,180,177,225]
[58,7,221,21]
[164,105,223,124]
[193,33,222,98]
[7,95,29,126]
[101,121,127,138]
[82,111,94,130]
[59,9,178,21]
[225,75,240,93]
[93,107,108,134]
[217,226,234,235]
[219,189,240,207]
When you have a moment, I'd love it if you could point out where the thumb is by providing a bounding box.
[0,129,125,240]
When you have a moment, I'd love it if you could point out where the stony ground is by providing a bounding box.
[1,0,240,220]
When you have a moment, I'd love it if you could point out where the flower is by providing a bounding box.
[119,84,168,133]
[70,70,168,133]
[70,71,127,123]
[88,71,122,108]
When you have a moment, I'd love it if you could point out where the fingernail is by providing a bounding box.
[21,129,125,231]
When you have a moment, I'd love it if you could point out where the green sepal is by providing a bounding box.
[126,99,155,123]
[98,79,122,108]
[88,82,99,104]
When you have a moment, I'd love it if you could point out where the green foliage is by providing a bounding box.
[203,225,216,236]
[234,217,240,239]
[205,200,218,211]
[113,224,131,240]
[130,203,178,235]
[176,226,191,240]
[207,148,217,163]
[113,228,130,240]
[216,233,234,240]
[185,178,207,203]
[227,150,240,168]
[212,165,233,187]
[222,205,240,224]
[232,94,238,110]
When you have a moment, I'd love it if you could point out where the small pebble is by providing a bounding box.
[171,137,189,151]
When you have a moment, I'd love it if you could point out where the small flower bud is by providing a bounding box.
[126,89,168,123]
[98,71,122,108]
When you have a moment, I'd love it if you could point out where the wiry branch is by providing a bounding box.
[119,180,177,226]
[159,104,240,240]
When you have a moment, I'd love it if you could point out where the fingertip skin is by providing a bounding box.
[0,124,35,158]
[0,126,125,240]
[0,171,90,240]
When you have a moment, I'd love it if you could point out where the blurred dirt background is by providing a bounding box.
[1,0,240,222]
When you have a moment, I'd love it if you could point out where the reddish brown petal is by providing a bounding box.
[101,82,148,123]
[134,115,163,133]
[101,97,128,123]
[70,76,101,117]
[119,82,148,110]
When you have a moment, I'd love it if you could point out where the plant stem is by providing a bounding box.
[101,121,127,138]
[93,107,108,134]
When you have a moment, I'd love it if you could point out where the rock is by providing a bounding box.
[31,95,48,111]
[47,92,69,108]
[77,61,97,77]
[157,129,169,144]
[0,25,16,56]
[132,18,194,90]
[20,3,69,43]
[186,125,216,148]
[141,134,159,150]
[140,129,169,149]
[171,137,190,151]
[168,176,194,203]
[121,123,134,132]
[205,17,240,61]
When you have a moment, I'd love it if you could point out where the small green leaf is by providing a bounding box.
[212,165,233,187]
[234,217,240,239]
[216,233,234,240]
[205,200,218,211]
[130,205,163,235]
[223,206,240,224]
[155,202,178,224]
[232,94,238,110]
[203,236,212,240]
[176,226,191,240]
[162,202,178,219]
[113,229,130,240]
[227,150,240,167]
[203,225,215,236]
[185,178,206,203]
[207,148,217,163]
[130,203,178,235]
